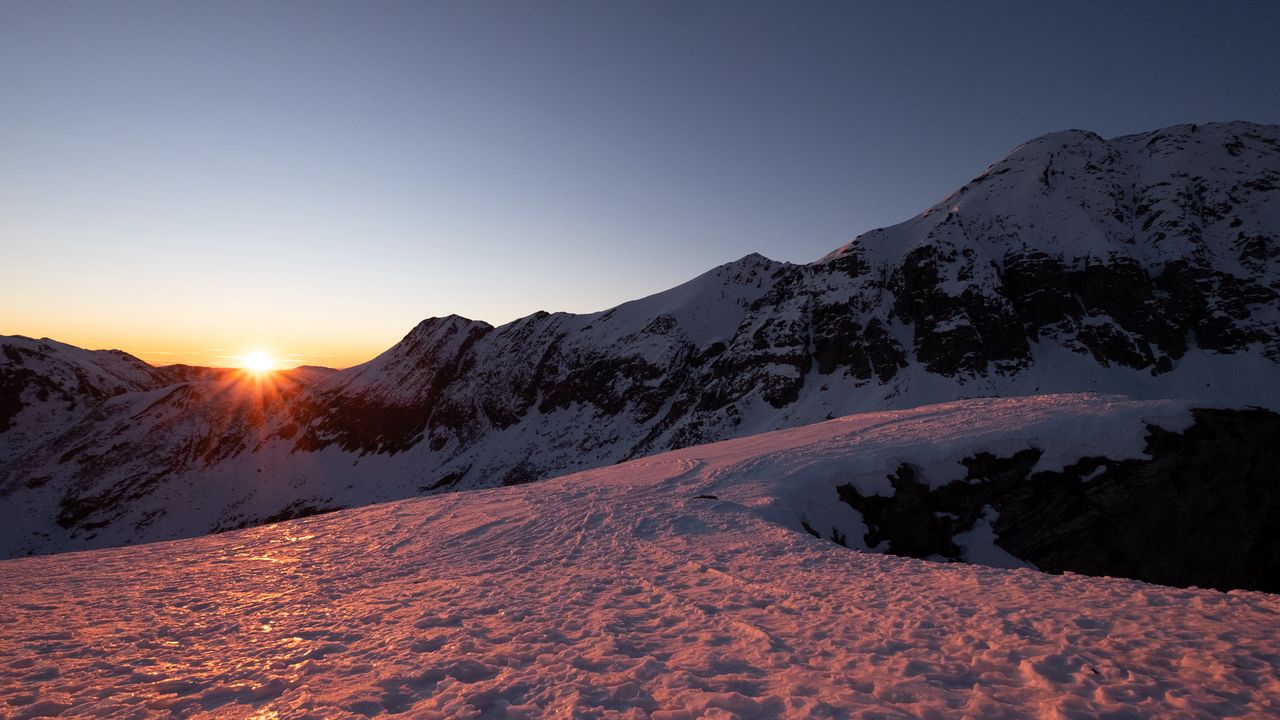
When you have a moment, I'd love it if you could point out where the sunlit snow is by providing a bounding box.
[1,395,1277,718]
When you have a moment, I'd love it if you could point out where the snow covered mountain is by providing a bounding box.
[3,121,1279,558]
[3,395,1279,718]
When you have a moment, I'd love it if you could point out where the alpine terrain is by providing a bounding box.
[3,121,1279,573]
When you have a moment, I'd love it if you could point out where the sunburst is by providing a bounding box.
[241,350,275,373]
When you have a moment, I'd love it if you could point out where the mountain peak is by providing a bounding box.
[1012,127,1107,152]
[404,314,492,337]
[824,120,1280,267]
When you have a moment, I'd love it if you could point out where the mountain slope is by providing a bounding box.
[3,120,1280,557]
[3,395,1279,718]
[298,120,1280,473]
[0,336,186,484]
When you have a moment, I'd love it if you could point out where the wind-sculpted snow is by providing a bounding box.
[3,395,1279,718]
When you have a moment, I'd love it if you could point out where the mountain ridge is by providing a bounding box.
[3,119,1279,557]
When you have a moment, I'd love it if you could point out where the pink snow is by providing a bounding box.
[1,394,1277,718]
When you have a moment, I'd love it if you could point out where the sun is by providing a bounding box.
[241,350,275,373]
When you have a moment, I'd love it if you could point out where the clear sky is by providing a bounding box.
[3,1,1279,368]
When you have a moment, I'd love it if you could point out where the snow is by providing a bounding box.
[325,253,786,404]
[823,121,1280,275]
[3,394,1277,718]
[592,253,785,348]
[0,337,173,492]
[0,336,162,393]
[954,509,1036,570]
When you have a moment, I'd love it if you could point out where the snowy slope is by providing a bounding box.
[2,395,1278,719]
[4,121,1280,556]
[0,336,171,464]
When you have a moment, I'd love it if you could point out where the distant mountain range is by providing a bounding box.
[4,120,1279,557]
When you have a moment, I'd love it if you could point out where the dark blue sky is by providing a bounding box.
[3,1,1279,366]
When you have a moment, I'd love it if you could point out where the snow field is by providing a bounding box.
[2,394,1278,718]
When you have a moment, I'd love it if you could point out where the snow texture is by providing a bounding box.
[3,394,1277,719]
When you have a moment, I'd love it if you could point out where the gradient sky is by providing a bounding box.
[3,1,1280,368]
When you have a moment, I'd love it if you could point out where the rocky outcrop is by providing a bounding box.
[837,408,1280,592]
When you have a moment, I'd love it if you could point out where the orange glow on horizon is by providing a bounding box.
[2,312,391,371]
[2,307,396,368]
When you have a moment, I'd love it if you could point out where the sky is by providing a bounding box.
[3,1,1280,369]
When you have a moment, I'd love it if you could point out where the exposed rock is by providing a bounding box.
[837,408,1280,592]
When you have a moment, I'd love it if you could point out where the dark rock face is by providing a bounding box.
[0,366,46,433]
[837,408,1280,592]
[996,250,1280,370]
[891,243,1031,376]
